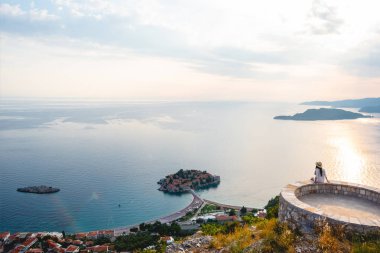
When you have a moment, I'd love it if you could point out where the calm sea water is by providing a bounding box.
[0,99,379,233]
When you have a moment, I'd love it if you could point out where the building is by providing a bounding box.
[72,240,83,246]
[0,232,10,242]
[26,249,43,253]
[87,245,109,252]
[160,236,174,244]
[254,209,267,218]
[86,232,98,240]
[215,215,238,223]
[66,245,80,253]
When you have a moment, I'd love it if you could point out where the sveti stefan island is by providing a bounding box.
[1,1,380,253]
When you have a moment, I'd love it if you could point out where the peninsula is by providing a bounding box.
[17,185,60,194]
[157,169,220,193]
[301,97,380,113]
[274,108,372,121]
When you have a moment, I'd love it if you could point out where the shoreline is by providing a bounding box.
[113,190,203,236]
[5,191,257,235]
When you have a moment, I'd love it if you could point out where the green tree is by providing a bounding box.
[265,196,280,219]
[240,206,247,215]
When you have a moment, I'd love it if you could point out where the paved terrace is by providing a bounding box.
[279,180,380,233]
[299,193,380,223]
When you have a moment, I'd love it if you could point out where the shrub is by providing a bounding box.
[241,213,262,225]
[314,219,350,253]
[348,230,380,253]
[211,225,254,252]
[257,218,296,253]
[114,232,159,252]
[351,241,380,253]
[201,223,226,236]
[264,196,279,219]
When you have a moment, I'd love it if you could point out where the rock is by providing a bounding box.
[17,185,60,194]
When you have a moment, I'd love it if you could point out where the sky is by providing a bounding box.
[0,0,379,101]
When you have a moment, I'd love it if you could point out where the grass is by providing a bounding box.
[351,240,380,253]
[211,225,254,253]
[200,204,218,214]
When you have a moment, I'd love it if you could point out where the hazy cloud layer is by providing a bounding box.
[1,0,380,100]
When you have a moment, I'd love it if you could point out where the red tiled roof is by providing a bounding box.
[47,240,59,248]
[75,233,87,239]
[85,241,94,246]
[0,231,10,240]
[87,245,108,252]
[87,232,98,237]
[215,215,237,221]
[72,240,83,245]
[27,248,44,253]
[22,238,37,247]
[66,245,79,252]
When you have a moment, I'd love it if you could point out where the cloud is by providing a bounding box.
[0,3,59,21]
[0,3,25,17]
[308,0,343,35]
[29,8,59,21]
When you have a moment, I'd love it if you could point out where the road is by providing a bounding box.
[114,190,204,236]
[203,199,255,212]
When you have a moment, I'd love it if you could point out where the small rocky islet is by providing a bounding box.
[158,169,220,193]
[17,185,60,194]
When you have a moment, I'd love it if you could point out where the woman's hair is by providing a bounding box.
[316,166,323,177]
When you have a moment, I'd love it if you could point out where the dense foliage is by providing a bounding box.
[201,222,240,236]
[139,221,181,236]
[114,232,159,252]
[264,195,279,219]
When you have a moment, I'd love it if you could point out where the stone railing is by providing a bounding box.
[279,180,380,233]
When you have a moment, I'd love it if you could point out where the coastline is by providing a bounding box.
[86,191,257,237]
[113,190,203,236]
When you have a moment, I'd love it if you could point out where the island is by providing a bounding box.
[359,105,380,113]
[17,185,60,194]
[157,169,220,193]
[301,97,380,113]
[274,108,372,121]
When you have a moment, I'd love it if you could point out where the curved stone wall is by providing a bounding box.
[279,180,380,233]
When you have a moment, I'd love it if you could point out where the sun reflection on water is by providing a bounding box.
[329,136,366,184]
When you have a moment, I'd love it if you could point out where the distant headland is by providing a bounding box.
[274,108,372,121]
[301,97,380,113]
[17,185,60,194]
[158,169,220,193]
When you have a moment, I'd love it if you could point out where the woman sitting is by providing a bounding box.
[313,161,329,183]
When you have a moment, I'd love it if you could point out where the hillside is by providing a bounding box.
[274,108,372,121]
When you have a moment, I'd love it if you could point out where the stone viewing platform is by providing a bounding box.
[17,185,60,194]
[158,169,220,193]
[279,180,380,233]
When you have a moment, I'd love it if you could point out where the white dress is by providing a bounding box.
[314,168,327,183]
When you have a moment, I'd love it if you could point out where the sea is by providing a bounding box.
[0,99,379,233]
